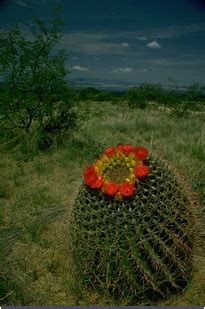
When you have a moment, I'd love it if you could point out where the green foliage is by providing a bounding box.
[0,5,78,148]
[77,87,101,100]
[70,83,205,116]
[185,83,204,102]
[126,82,205,113]
[75,87,120,103]
[126,84,164,108]
[95,92,118,102]
[72,156,195,304]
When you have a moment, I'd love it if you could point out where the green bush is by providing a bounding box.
[126,84,165,109]
[126,83,205,112]
[0,5,79,149]
[95,92,117,102]
[77,88,101,101]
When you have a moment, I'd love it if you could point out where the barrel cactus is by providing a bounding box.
[71,143,195,304]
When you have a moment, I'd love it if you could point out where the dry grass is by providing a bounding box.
[0,101,204,305]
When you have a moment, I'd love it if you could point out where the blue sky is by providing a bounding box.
[0,0,205,89]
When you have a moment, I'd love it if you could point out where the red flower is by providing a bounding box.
[135,165,149,178]
[119,182,135,197]
[83,165,96,177]
[134,146,149,160]
[84,173,103,189]
[117,143,123,151]
[92,176,104,189]
[105,146,115,156]
[84,173,97,187]
[122,144,134,154]
[104,182,119,197]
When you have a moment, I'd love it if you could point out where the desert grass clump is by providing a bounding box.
[71,155,196,304]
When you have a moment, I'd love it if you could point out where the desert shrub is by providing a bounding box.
[77,88,101,101]
[126,87,147,109]
[95,91,117,102]
[0,5,79,149]
[127,84,165,109]
[126,83,205,113]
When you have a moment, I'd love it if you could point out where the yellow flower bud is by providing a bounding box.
[129,173,136,182]
[130,159,136,167]
[101,154,109,162]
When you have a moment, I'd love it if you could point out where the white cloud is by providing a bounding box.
[63,32,120,55]
[137,36,147,41]
[62,32,137,55]
[61,23,205,57]
[147,41,161,49]
[121,42,129,47]
[136,69,148,72]
[113,67,133,73]
[72,65,88,72]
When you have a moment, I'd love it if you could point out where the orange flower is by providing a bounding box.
[134,146,149,160]
[103,182,119,197]
[119,182,135,197]
[135,165,149,178]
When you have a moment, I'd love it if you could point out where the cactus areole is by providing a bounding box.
[73,144,195,303]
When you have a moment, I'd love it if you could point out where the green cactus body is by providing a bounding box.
[72,156,195,303]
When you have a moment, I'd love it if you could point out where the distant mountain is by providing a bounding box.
[69,78,136,91]
[69,77,191,92]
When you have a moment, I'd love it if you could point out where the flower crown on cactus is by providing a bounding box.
[83,143,149,199]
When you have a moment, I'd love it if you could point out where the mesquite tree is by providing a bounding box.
[0,6,76,139]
